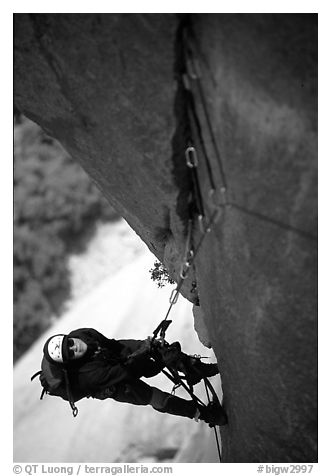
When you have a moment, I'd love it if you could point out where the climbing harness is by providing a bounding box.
[203,378,222,459]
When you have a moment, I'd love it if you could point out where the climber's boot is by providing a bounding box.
[179,356,220,387]
[197,401,228,427]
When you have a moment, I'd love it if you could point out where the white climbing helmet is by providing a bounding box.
[47,335,65,363]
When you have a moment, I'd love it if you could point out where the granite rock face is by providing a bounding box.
[14,14,317,462]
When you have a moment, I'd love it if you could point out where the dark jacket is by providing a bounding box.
[64,328,161,398]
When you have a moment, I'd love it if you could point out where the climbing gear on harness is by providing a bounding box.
[152,319,172,341]
[178,357,219,387]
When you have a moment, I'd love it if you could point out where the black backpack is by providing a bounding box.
[31,357,86,417]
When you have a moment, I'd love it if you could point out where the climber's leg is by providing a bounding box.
[177,354,219,386]
[157,342,219,386]
[103,381,199,421]
[150,387,198,419]
[150,387,227,425]
[93,380,227,425]
[93,379,153,406]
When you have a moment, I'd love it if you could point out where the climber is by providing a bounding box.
[41,327,227,426]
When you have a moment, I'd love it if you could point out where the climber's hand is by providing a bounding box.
[153,337,166,348]
[127,337,152,362]
[141,336,152,352]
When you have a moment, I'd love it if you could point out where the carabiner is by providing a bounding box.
[169,288,179,305]
[180,261,191,280]
[186,249,194,262]
[185,146,198,168]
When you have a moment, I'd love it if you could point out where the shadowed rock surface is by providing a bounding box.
[14,13,317,462]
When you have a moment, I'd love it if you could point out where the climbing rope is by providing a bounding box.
[185,145,205,230]
[155,203,222,333]
[204,379,222,462]
[152,144,224,461]
[154,29,228,333]
[182,24,228,203]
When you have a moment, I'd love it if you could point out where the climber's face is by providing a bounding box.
[67,338,88,359]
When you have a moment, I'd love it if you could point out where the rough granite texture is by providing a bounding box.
[14,14,317,462]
